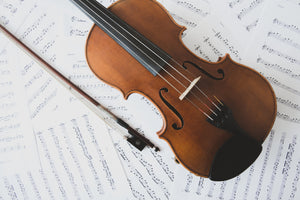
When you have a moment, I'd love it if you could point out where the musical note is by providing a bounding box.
[157,0,212,34]
[210,0,268,48]
[170,0,210,17]
[169,12,197,28]
[256,57,300,80]
[229,0,245,8]
[182,19,243,62]
[237,0,264,20]
[246,19,259,31]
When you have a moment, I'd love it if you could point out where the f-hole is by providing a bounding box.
[159,88,184,130]
[183,61,225,80]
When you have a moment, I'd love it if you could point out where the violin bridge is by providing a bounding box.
[179,76,201,101]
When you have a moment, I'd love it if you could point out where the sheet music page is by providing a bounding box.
[59,1,179,199]
[170,0,300,199]
[2,0,300,199]
[170,119,300,200]
[244,0,300,124]
[0,0,132,199]
[0,39,40,177]
[182,18,243,62]
[211,0,270,47]
[156,0,215,35]
[3,0,180,199]
[155,0,243,63]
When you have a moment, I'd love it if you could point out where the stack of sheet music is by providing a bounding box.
[0,0,299,199]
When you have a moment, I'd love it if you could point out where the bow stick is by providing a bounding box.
[0,24,159,152]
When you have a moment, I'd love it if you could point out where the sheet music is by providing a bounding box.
[155,0,243,63]
[170,0,300,199]
[170,119,300,200]
[211,0,270,48]
[59,1,179,199]
[244,0,300,123]
[2,0,300,199]
[0,40,40,176]
[182,18,243,62]
[156,0,215,35]
[0,0,132,199]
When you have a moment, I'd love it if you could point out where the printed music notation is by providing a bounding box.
[171,125,300,200]
[170,1,300,199]
[183,20,243,62]
[244,0,300,125]
[60,3,179,197]
[1,0,178,199]
[1,0,300,199]
[0,0,132,199]
[0,38,40,179]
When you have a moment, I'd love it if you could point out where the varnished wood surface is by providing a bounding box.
[85,0,276,177]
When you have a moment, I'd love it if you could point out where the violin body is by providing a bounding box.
[85,0,276,180]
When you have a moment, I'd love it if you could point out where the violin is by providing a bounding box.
[72,0,277,181]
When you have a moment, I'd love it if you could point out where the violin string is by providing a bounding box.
[77,0,216,119]
[92,1,222,111]
[172,59,222,111]
[78,0,217,118]
[82,0,222,113]
[78,0,217,115]
[77,0,214,120]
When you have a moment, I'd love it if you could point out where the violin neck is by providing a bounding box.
[71,0,171,76]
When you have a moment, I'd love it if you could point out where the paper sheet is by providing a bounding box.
[244,0,300,123]
[0,40,40,177]
[157,0,215,33]
[170,119,300,200]
[58,1,179,199]
[1,0,300,199]
[1,0,179,199]
[0,0,132,199]
[169,0,300,199]
[211,0,269,50]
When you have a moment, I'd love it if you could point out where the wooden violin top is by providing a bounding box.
[71,0,277,180]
